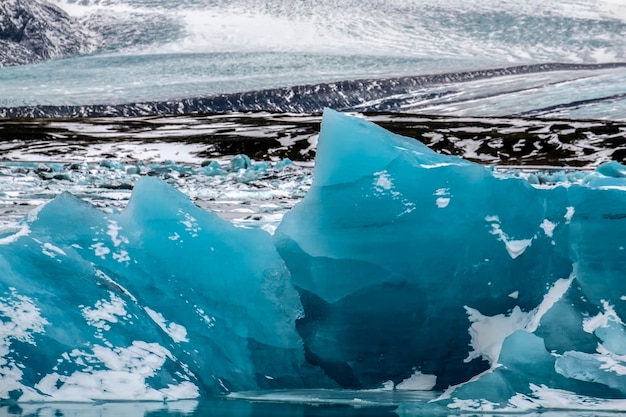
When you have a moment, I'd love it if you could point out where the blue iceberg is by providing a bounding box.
[2,109,626,411]
[0,176,329,402]
[274,110,626,410]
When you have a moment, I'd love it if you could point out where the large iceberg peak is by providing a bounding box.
[313,109,470,188]
[274,109,619,397]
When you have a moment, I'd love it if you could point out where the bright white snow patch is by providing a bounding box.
[195,306,216,328]
[486,216,533,259]
[373,170,393,191]
[90,242,111,259]
[464,305,531,364]
[465,275,574,364]
[107,221,129,247]
[112,250,130,263]
[35,341,199,402]
[0,288,49,401]
[435,189,451,208]
[145,307,189,343]
[371,170,415,216]
[396,370,437,391]
[526,276,575,332]
[583,300,623,333]
[420,162,461,169]
[565,206,575,224]
[539,219,556,238]
[436,198,450,208]
[81,292,128,331]
[0,225,30,245]
[42,242,66,258]
[178,210,201,237]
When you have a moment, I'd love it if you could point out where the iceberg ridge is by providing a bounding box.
[1,110,626,410]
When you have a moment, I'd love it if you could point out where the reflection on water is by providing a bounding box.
[0,399,398,417]
[3,394,626,417]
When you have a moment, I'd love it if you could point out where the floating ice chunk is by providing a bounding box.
[276,110,574,390]
[0,176,330,401]
[230,154,252,171]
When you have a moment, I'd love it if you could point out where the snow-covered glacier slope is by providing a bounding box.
[2,110,626,411]
[2,0,626,119]
[0,0,95,67]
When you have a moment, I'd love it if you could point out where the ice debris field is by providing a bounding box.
[2,110,626,412]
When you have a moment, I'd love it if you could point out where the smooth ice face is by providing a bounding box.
[0,177,329,402]
[275,109,626,408]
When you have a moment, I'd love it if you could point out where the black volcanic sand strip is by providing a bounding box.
[2,63,626,118]
[1,112,625,168]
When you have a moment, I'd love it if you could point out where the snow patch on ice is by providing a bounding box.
[0,225,30,245]
[396,370,437,391]
[539,219,556,238]
[565,206,575,224]
[145,307,189,343]
[465,305,531,364]
[486,216,533,259]
[35,341,199,402]
[0,288,49,401]
[373,170,394,191]
[42,242,66,258]
[81,292,128,332]
[465,275,574,364]
[583,300,623,333]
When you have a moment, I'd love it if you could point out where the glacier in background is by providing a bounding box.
[2,0,626,120]
[2,110,626,411]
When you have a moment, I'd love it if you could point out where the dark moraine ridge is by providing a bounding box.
[2,63,626,118]
[0,0,95,67]
[1,112,625,168]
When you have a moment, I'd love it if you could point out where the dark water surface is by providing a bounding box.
[4,396,626,417]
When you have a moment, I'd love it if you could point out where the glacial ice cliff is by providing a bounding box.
[2,110,626,411]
